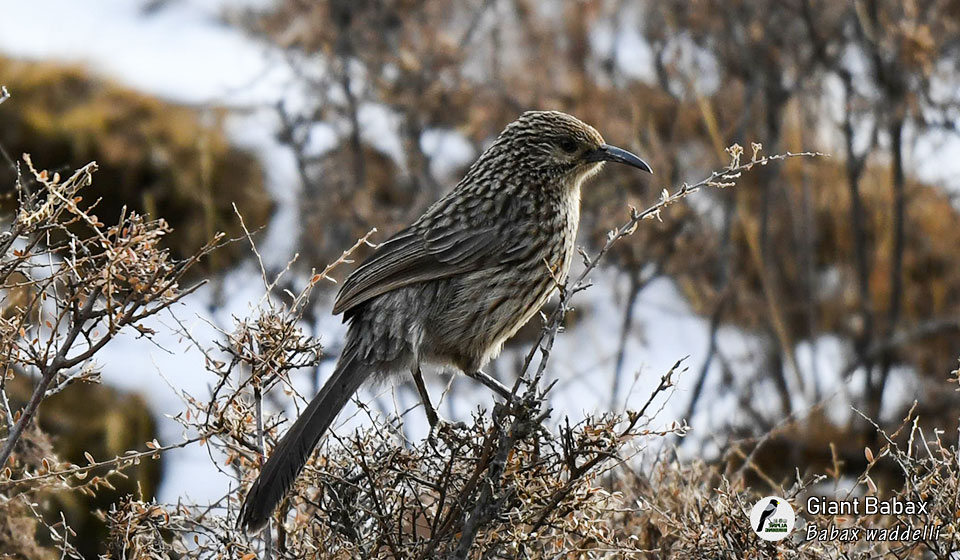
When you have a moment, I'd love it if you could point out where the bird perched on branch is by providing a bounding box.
[239,110,652,532]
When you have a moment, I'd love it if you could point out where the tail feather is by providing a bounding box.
[238,353,367,532]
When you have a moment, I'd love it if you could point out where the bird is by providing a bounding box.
[756,498,779,532]
[238,110,652,532]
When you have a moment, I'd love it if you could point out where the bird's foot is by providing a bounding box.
[427,416,467,447]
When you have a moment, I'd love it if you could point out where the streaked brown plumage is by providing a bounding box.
[239,111,652,532]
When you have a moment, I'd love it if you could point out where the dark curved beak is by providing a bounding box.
[583,144,653,174]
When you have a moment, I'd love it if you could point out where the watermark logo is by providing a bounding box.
[750,496,796,541]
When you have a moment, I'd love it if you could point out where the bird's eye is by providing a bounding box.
[558,138,578,154]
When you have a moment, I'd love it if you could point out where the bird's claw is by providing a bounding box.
[427,417,466,447]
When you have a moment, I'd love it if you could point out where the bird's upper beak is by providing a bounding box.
[583,144,653,174]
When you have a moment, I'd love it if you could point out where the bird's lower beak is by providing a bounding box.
[584,144,653,173]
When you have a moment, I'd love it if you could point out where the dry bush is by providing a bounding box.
[4,375,161,557]
[226,373,686,558]
[617,404,960,559]
[0,156,218,558]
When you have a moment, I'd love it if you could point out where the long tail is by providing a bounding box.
[238,350,368,532]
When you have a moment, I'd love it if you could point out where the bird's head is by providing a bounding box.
[485,110,652,191]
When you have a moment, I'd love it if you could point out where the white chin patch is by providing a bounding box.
[572,161,604,189]
[584,161,605,179]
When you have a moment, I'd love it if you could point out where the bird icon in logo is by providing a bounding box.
[756,498,779,532]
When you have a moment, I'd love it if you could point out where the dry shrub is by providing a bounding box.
[253,399,685,558]
[3,150,958,560]
[0,157,218,558]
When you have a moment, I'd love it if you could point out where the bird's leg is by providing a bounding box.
[465,370,512,399]
[410,365,440,429]
[411,366,465,443]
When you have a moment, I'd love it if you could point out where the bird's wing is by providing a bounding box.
[332,221,525,316]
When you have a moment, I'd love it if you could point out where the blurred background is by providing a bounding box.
[2,0,959,556]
